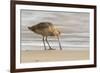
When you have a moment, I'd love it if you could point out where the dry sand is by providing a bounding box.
[21,50,89,63]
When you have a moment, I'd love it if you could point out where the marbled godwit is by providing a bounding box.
[28,22,62,50]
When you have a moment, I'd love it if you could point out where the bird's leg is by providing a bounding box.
[45,36,53,50]
[43,36,46,50]
[57,36,62,50]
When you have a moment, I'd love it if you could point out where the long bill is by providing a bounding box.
[42,36,46,50]
[57,36,62,50]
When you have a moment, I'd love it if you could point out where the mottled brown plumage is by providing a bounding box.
[28,22,62,50]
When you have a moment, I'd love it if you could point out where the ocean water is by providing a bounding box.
[20,10,90,51]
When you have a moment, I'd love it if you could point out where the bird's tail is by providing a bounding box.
[28,26,36,32]
[28,27,31,30]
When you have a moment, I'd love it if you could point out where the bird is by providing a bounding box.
[28,22,62,50]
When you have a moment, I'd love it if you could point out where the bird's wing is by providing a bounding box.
[36,22,53,29]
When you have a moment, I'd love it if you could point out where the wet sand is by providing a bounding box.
[21,50,89,63]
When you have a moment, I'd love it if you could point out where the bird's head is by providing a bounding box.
[53,29,61,36]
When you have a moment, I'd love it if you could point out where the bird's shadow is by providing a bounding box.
[46,48,56,50]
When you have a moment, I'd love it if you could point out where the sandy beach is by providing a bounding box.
[21,49,89,63]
